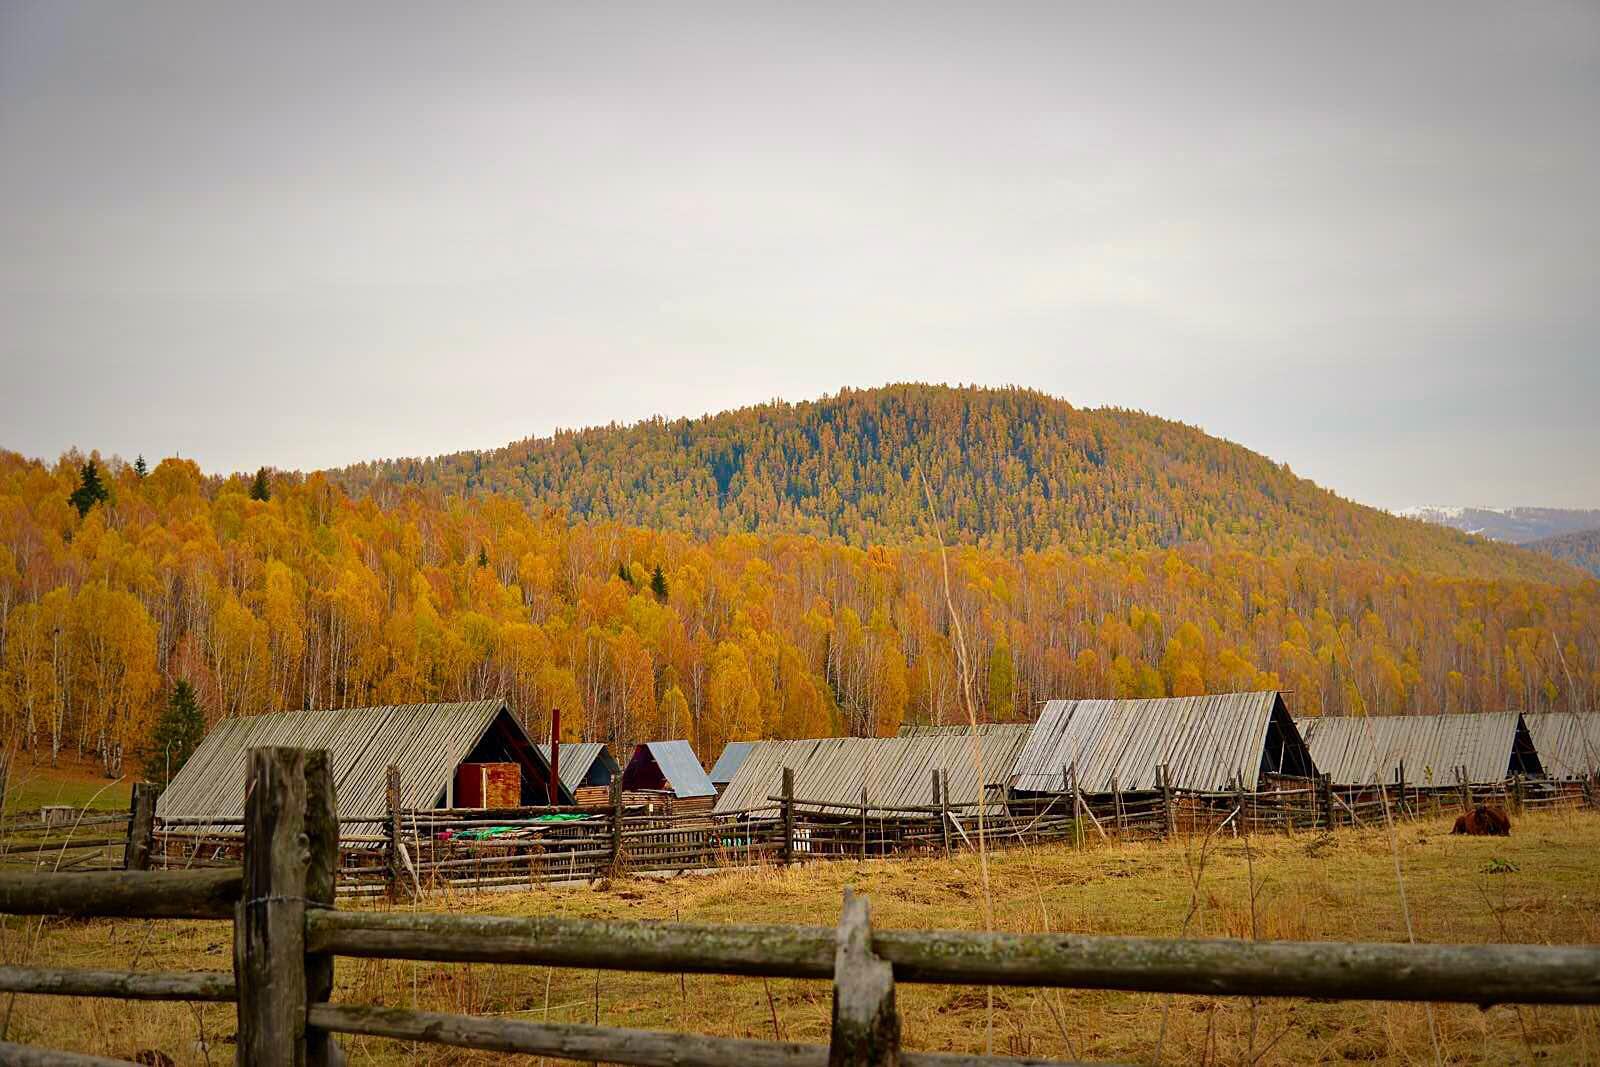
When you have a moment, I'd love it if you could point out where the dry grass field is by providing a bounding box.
[4,806,1599,1065]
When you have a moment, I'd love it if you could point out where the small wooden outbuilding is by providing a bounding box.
[621,741,717,813]
[1295,711,1542,788]
[157,700,571,821]
[1010,692,1315,795]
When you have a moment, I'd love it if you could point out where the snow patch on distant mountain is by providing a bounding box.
[1395,506,1600,545]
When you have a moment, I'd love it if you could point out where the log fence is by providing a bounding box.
[3,746,1600,1065]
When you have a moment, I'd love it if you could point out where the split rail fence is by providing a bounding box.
[3,746,1600,1065]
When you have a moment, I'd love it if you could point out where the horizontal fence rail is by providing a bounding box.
[0,867,241,919]
[305,909,1600,1006]
[0,965,236,1002]
[307,1004,1096,1067]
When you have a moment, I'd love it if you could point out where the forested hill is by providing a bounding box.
[335,384,1571,583]
[1528,528,1600,578]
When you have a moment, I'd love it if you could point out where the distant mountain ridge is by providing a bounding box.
[1396,505,1600,545]
[1527,528,1600,578]
[332,383,1578,583]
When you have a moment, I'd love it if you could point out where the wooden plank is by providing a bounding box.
[829,888,899,1066]
[0,868,240,919]
[308,1004,1090,1067]
[0,837,123,856]
[0,1041,135,1066]
[306,909,1600,1006]
[610,774,625,872]
[0,965,234,1001]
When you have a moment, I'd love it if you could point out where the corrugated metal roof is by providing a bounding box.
[536,743,619,793]
[712,725,1032,814]
[640,740,716,799]
[708,741,757,786]
[156,700,558,820]
[1510,713,1600,781]
[1010,692,1307,793]
[1295,712,1533,787]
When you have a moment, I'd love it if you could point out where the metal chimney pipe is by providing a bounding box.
[548,707,561,806]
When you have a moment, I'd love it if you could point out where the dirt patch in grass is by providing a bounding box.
[4,808,1599,1064]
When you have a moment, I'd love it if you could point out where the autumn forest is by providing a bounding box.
[2,385,1596,778]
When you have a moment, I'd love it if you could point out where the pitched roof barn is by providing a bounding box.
[1294,711,1542,787]
[157,700,570,820]
[707,741,757,791]
[537,742,620,793]
[712,725,1032,815]
[1010,692,1314,794]
[1522,713,1600,780]
[621,740,716,800]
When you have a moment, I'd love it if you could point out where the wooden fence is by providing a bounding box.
[3,746,1600,1065]
[6,764,1593,895]
[146,767,1597,895]
[5,766,1594,898]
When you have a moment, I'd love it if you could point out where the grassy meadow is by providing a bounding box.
[3,803,1599,1065]
[2,755,132,816]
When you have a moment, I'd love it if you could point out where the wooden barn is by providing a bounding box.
[712,725,1033,816]
[1010,692,1315,795]
[1296,711,1543,788]
[1522,713,1600,781]
[707,741,757,796]
[156,700,571,821]
[621,740,717,813]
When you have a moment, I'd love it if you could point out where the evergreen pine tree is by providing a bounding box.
[144,680,206,786]
[650,564,669,602]
[477,545,489,568]
[133,454,148,478]
[249,467,271,501]
[68,460,109,518]
[618,561,633,585]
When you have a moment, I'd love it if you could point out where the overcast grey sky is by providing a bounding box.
[2,2,1596,510]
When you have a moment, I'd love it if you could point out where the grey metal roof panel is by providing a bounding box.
[708,741,757,785]
[1514,714,1600,780]
[155,700,537,820]
[1295,712,1527,787]
[1010,693,1290,794]
[537,743,619,793]
[644,740,716,798]
[711,726,1032,814]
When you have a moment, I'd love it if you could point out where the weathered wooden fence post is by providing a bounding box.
[1395,759,1407,820]
[123,782,159,871]
[1062,763,1078,849]
[235,746,339,1067]
[781,767,796,866]
[1511,774,1525,815]
[1111,775,1124,839]
[1457,766,1471,812]
[860,786,869,861]
[931,770,949,858]
[1234,778,1247,839]
[1318,772,1333,830]
[385,765,404,901]
[828,887,900,1067]
[1158,764,1175,838]
[609,774,624,875]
